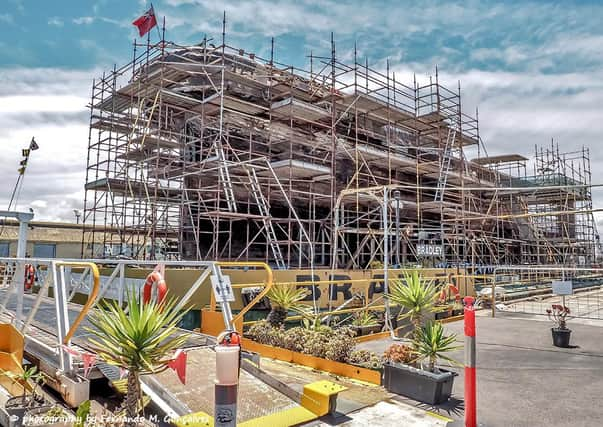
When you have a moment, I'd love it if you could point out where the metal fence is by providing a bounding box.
[476,266,603,320]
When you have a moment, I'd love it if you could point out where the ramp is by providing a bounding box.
[0,257,319,425]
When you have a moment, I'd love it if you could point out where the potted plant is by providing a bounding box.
[5,366,48,425]
[86,292,190,427]
[382,321,460,404]
[547,304,571,348]
[387,270,439,337]
[433,305,453,320]
[451,300,464,317]
[435,279,463,319]
[350,311,381,336]
[265,284,310,327]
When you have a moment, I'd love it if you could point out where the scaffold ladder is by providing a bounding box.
[213,137,238,213]
[434,128,456,202]
[247,167,286,269]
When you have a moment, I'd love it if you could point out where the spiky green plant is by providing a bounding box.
[301,313,331,333]
[351,310,380,327]
[86,292,190,426]
[412,321,460,372]
[387,270,439,330]
[5,365,43,406]
[266,284,310,327]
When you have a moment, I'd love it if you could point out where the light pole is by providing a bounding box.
[73,209,81,225]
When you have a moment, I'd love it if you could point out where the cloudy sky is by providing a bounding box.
[1,0,603,228]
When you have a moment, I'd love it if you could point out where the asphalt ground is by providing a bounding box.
[358,312,603,427]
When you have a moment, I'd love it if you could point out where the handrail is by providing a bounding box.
[55,261,100,344]
[215,262,273,327]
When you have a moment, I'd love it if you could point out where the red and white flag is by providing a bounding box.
[132,5,157,37]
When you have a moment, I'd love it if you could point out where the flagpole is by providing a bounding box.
[152,3,162,43]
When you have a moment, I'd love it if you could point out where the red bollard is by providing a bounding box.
[464,296,477,427]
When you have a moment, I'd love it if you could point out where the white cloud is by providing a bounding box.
[48,17,64,27]
[0,14,13,24]
[0,68,92,221]
[72,16,128,27]
[73,16,95,25]
[0,95,86,114]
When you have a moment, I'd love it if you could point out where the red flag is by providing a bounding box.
[168,349,187,385]
[132,5,157,37]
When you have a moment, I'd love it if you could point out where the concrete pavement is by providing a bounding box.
[357,313,603,427]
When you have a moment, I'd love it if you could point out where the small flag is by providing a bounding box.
[168,349,187,385]
[22,149,30,157]
[132,5,157,37]
[29,137,39,151]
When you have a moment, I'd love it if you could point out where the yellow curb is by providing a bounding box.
[426,410,454,422]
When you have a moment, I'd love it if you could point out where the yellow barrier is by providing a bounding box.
[241,338,382,385]
[55,261,100,344]
[0,323,28,396]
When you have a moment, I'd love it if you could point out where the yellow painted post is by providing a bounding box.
[301,380,347,417]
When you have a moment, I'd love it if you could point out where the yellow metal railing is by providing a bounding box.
[55,261,100,344]
[214,262,273,327]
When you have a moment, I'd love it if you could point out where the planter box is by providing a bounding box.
[241,338,381,384]
[382,362,456,405]
[434,310,452,320]
[351,325,382,337]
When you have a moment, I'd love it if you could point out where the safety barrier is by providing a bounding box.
[484,266,603,320]
[225,270,474,333]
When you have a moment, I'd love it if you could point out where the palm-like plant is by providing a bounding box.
[86,292,189,425]
[387,270,439,330]
[412,321,460,372]
[351,310,380,328]
[266,284,310,327]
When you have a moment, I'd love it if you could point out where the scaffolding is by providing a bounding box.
[81,32,600,269]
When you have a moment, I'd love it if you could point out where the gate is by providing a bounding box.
[482,266,603,320]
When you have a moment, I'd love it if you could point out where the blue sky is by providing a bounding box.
[1,0,603,224]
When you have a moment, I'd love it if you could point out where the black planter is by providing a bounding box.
[352,325,382,336]
[434,310,452,320]
[452,309,464,317]
[382,362,457,404]
[551,327,571,348]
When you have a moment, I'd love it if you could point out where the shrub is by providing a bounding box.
[383,343,415,365]
[247,321,357,363]
[348,350,383,370]
[247,321,287,348]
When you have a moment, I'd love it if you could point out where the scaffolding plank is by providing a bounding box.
[271,97,330,122]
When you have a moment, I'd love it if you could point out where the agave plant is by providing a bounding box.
[86,292,190,425]
[351,310,380,327]
[387,270,439,330]
[266,284,310,327]
[412,321,460,372]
